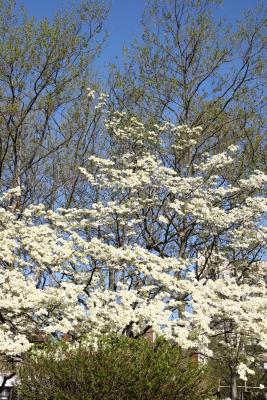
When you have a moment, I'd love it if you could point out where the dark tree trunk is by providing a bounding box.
[230,368,238,400]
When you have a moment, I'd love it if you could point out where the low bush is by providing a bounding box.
[18,336,216,400]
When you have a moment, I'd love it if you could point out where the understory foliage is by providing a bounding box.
[17,336,216,400]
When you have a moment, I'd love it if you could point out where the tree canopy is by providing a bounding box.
[0,1,266,400]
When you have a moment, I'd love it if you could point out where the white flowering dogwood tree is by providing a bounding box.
[0,94,266,399]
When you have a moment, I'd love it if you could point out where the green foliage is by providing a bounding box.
[109,0,267,177]
[0,0,108,209]
[17,336,216,400]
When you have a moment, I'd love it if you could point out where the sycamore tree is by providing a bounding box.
[0,101,266,399]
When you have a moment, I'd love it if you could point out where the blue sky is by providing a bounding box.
[18,0,260,73]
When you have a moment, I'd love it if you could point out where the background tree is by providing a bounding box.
[0,0,109,210]
[109,0,266,179]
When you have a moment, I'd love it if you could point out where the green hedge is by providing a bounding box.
[17,336,216,400]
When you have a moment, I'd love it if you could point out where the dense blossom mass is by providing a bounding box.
[0,99,266,382]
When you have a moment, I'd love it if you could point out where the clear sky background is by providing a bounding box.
[18,0,261,74]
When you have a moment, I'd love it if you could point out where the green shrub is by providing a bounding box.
[17,336,216,400]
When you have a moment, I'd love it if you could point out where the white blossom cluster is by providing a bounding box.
[0,111,266,382]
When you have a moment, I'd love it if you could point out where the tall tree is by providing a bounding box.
[109,0,266,178]
[0,0,109,209]
[107,5,267,396]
